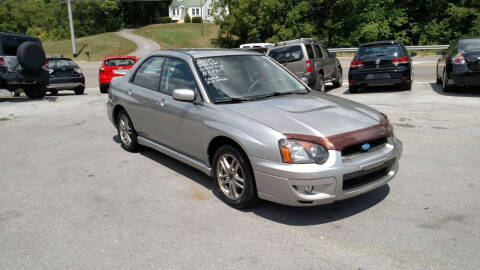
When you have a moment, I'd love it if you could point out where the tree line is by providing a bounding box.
[213,0,480,48]
[0,0,171,40]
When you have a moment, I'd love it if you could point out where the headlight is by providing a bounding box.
[279,139,329,164]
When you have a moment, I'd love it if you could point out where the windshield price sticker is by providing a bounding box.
[197,58,229,85]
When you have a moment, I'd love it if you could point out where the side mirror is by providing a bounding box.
[172,89,195,102]
[330,52,337,57]
[410,52,417,57]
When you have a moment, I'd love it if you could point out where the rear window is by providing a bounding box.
[268,45,304,64]
[49,59,77,68]
[104,58,136,67]
[459,39,480,52]
[356,44,403,60]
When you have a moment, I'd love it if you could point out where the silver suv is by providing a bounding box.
[267,38,343,92]
[107,49,402,208]
[0,32,48,99]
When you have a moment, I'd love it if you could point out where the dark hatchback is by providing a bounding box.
[436,37,480,91]
[348,41,416,93]
[47,58,85,95]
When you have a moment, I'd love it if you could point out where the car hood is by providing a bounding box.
[221,93,382,138]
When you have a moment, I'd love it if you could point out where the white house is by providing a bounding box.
[169,0,228,22]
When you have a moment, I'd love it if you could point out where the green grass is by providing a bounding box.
[134,23,220,49]
[42,32,137,62]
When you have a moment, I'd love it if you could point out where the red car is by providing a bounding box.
[98,56,137,93]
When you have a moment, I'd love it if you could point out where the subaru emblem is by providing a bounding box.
[361,143,371,151]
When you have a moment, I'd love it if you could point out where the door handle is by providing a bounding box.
[157,97,166,106]
[127,88,133,96]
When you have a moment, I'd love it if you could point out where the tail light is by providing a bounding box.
[392,56,408,65]
[306,60,312,73]
[350,60,363,68]
[0,57,4,66]
[452,54,465,64]
[99,67,105,72]
[74,67,83,74]
[43,59,49,70]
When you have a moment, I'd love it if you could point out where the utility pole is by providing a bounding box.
[200,0,204,36]
[67,0,77,57]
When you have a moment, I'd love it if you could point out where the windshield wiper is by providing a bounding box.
[214,97,254,104]
[251,90,307,100]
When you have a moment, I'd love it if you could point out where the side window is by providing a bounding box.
[314,45,323,58]
[132,57,165,90]
[321,46,330,58]
[160,58,197,95]
[305,45,315,59]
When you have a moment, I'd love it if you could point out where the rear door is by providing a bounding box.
[268,45,306,77]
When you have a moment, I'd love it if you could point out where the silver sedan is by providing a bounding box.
[107,49,402,208]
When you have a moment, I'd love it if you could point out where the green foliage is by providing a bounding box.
[192,17,202,24]
[214,0,480,48]
[185,13,192,23]
[160,17,173,24]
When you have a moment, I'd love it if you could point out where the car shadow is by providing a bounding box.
[342,85,407,95]
[430,83,480,97]
[112,135,390,225]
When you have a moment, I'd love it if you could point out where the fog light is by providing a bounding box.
[305,185,314,193]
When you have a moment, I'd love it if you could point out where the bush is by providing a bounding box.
[159,17,172,24]
[192,17,202,24]
[185,13,191,23]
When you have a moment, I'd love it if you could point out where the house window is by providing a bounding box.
[207,9,211,16]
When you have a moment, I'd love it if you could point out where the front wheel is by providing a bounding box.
[332,68,343,88]
[117,110,139,152]
[213,145,258,209]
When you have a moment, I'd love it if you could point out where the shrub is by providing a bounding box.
[185,13,191,23]
[159,17,172,24]
[192,17,202,24]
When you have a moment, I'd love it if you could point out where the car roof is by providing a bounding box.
[359,40,401,47]
[103,55,138,61]
[47,57,74,61]
[162,49,262,58]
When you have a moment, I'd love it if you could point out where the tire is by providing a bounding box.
[332,68,343,88]
[442,69,452,92]
[74,86,85,95]
[213,145,258,209]
[117,110,139,152]
[24,84,46,99]
[100,84,108,94]
[313,73,326,93]
[16,42,45,74]
[436,67,442,84]
[349,85,359,93]
[50,89,58,95]
[400,82,412,91]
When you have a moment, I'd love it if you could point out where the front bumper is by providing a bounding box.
[349,67,411,87]
[251,137,402,207]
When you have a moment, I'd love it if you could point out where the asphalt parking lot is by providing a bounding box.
[1,61,479,269]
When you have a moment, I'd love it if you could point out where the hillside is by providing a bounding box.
[134,23,220,49]
[42,32,136,62]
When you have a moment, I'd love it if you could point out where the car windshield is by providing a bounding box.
[268,45,304,64]
[105,58,135,66]
[459,38,480,52]
[49,59,77,68]
[195,55,308,103]
[357,44,403,59]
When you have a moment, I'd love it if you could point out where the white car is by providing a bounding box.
[239,43,274,49]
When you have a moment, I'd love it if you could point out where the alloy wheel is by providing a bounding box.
[119,114,132,146]
[216,154,245,200]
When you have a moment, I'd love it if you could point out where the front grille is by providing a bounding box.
[341,137,388,157]
[343,158,396,191]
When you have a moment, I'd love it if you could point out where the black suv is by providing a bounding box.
[0,32,49,99]
[348,40,416,93]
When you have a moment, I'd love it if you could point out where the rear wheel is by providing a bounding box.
[50,89,58,95]
[74,86,85,95]
[24,84,46,99]
[117,110,139,152]
[213,145,258,209]
[314,74,325,93]
[442,69,452,92]
[436,67,442,84]
[100,84,108,94]
[349,85,359,93]
[332,68,343,88]
[400,82,412,91]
